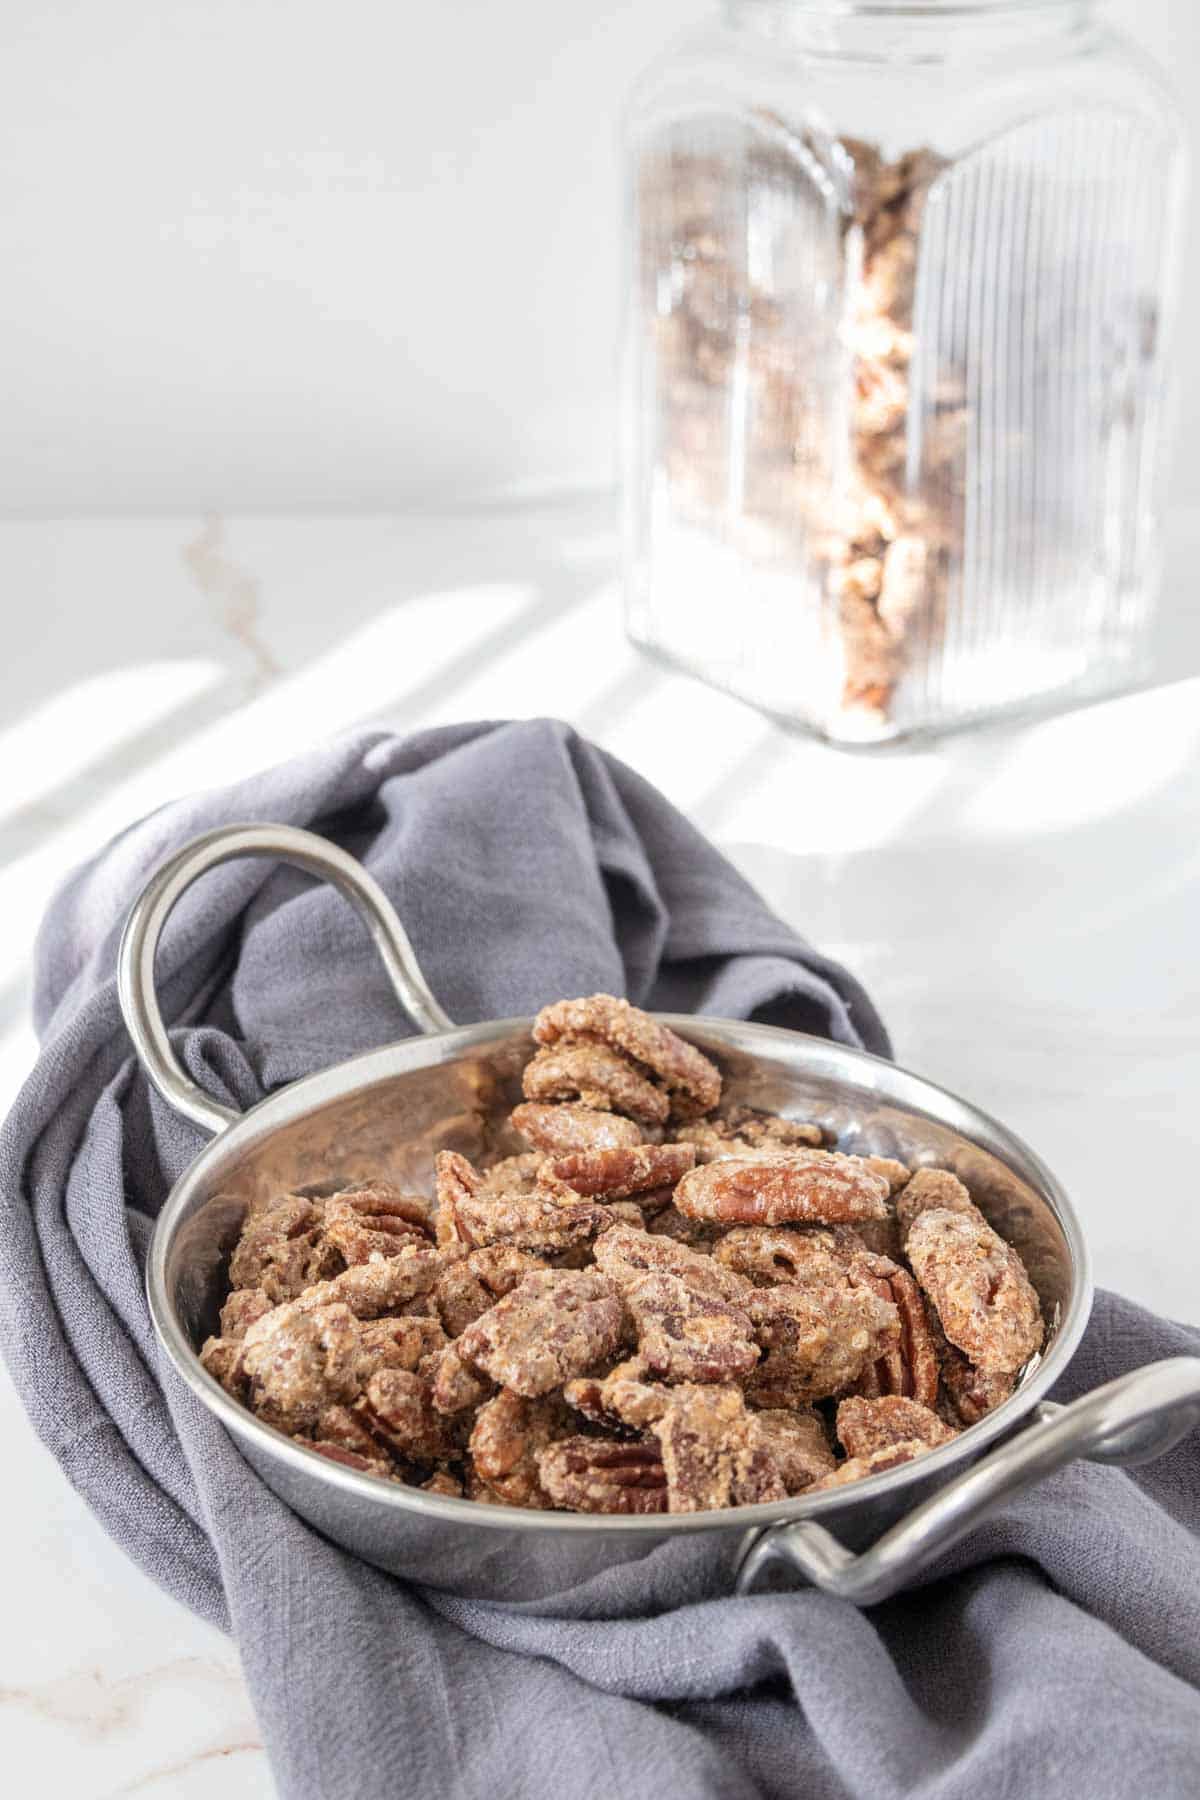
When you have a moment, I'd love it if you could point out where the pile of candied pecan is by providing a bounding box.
[202,995,1044,1514]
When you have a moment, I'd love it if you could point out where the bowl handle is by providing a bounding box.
[735,1356,1200,1606]
[117,822,455,1136]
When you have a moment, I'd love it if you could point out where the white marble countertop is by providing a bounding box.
[3,496,1199,1794]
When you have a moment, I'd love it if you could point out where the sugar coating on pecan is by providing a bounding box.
[434,1150,603,1254]
[809,1440,930,1492]
[537,1436,669,1514]
[434,1244,546,1337]
[522,1040,669,1126]
[905,1207,1044,1375]
[510,1102,644,1154]
[625,1270,760,1385]
[745,1274,899,1407]
[636,1382,786,1511]
[297,1439,397,1480]
[749,1407,837,1493]
[469,1389,571,1508]
[324,1184,434,1265]
[430,1344,494,1415]
[895,1167,976,1236]
[228,1194,341,1303]
[543,1141,695,1200]
[929,1308,1018,1425]
[674,1153,890,1227]
[422,1468,465,1498]
[676,1107,824,1161]
[713,1226,855,1289]
[455,1268,626,1398]
[836,1394,956,1459]
[593,1223,752,1305]
[219,1287,274,1340]
[358,1367,461,1464]
[533,995,722,1120]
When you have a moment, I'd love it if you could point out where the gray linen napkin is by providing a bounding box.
[2,719,1197,1800]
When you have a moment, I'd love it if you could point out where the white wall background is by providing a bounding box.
[0,0,1192,513]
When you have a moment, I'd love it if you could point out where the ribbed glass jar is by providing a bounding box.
[622,0,1187,742]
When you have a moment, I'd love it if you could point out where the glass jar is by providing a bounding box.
[622,0,1187,743]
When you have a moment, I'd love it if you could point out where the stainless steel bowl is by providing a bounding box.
[120,824,1200,1607]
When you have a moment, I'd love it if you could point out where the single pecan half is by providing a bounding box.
[510,1101,644,1155]
[836,1393,956,1459]
[455,1268,626,1397]
[543,1142,695,1200]
[745,1274,899,1408]
[625,1270,759,1384]
[521,1040,669,1126]
[905,1207,1043,1375]
[713,1226,857,1289]
[749,1407,837,1493]
[674,1153,891,1227]
[537,1436,669,1514]
[357,1367,460,1464]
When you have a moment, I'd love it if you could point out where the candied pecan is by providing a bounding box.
[469,1390,570,1508]
[906,1208,1043,1375]
[601,1201,648,1229]
[422,1467,465,1498]
[625,1271,759,1384]
[455,1269,625,1398]
[357,1367,460,1464]
[713,1226,851,1289]
[850,1253,939,1408]
[532,995,722,1120]
[433,1244,546,1337]
[228,1195,340,1302]
[836,1394,956,1459]
[324,1184,434,1265]
[932,1314,1018,1425]
[809,1440,930,1492]
[278,1244,447,1321]
[895,1167,976,1236]
[674,1153,890,1227]
[314,1404,387,1461]
[218,1287,273,1340]
[745,1275,898,1408]
[199,1334,248,1400]
[510,1102,643,1154]
[676,1107,824,1162]
[749,1408,837,1494]
[649,1384,785,1511]
[538,1436,668,1514]
[241,1302,358,1432]
[431,1344,494,1415]
[298,1439,397,1480]
[434,1150,603,1254]
[543,1142,695,1200]
[863,1156,913,1196]
[522,1041,669,1126]
[594,1223,751,1304]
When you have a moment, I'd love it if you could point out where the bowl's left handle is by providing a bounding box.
[117,822,456,1136]
[735,1355,1200,1607]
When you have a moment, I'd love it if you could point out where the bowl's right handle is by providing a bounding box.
[736,1356,1200,1607]
[118,822,456,1137]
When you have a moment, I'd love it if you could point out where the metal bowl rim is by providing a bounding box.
[147,1014,1094,1535]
